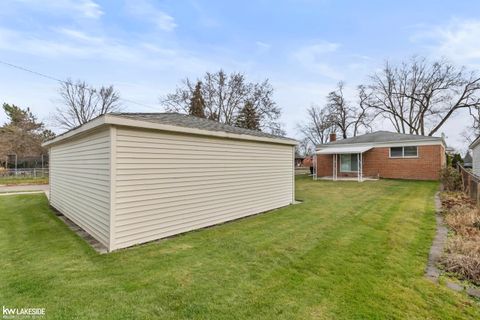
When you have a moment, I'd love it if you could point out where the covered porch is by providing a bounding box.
[314,146,373,182]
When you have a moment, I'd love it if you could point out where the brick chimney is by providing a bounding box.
[329,133,337,142]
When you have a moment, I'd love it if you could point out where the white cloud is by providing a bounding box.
[0,27,131,60]
[56,28,104,44]
[125,0,177,32]
[412,19,480,65]
[293,41,342,79]
[6,0,103,19]
[0,26,221,75]
[256,41,271,50]
[255,41,271,54]
[297,41,339,56]
[75,0,103,19]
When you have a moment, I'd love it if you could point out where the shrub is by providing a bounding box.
[441,253,480,285]
[444,205,480,237]
[440,191,480,285]
[440,192,476,210]
[445,236,480,257]
[440,167,462,191]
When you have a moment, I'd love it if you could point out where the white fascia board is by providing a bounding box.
[42,115,107,147]
[317,146,373,154]
[470,136,480,149]
[316,139,445,152]
[43,114,298,147]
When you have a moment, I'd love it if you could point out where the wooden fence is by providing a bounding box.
[458,165,480,204]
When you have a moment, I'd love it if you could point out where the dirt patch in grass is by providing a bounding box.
[440,192,480,286]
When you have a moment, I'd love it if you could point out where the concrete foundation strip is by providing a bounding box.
[426,191,480,299]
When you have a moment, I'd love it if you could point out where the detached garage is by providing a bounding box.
[43,113,297,252]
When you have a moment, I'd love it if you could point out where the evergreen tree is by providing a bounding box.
[0,103,55,161]
[451,153,464,168]
[236,101,260,130]
[188,81,206,118]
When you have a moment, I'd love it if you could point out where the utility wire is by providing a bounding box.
[0,59,160,111]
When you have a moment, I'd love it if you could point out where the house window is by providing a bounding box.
[390,146,418,158]
[404,146,418,157]
[390,147,403,157]
[340,154,359,172]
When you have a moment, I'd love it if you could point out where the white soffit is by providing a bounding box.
[317,146,373,154]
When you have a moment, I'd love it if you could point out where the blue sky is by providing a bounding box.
[1,0,479,151]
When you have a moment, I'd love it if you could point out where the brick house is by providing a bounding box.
[315,131,446,181]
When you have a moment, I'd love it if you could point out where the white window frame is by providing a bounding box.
[389,146,419,158]
[340,154,359,172]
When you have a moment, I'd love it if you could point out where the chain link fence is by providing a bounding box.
[0,168,49,178]
[458,165,480,204]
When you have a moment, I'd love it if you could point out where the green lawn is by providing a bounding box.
[0,176,48,185]
[0,176,478,319]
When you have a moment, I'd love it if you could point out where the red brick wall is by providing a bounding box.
[316,144,445,180]
[316,154,333,177]
[303,156,313,168]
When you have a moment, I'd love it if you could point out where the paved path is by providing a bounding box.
[0,184,49,193]
[425,192,447,283]
[0,184,49,199]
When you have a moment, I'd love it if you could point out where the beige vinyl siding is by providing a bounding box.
[112,127,294,249]
[49,129,111,248]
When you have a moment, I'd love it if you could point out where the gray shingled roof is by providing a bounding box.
[111,112,295,141]
[318,131,442,147]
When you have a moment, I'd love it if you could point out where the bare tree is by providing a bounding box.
[356,85,374,136]
[296,138,314,157]
[53,80,121,130]
[297,105,336,147]
[326,82,371,138]
[461,107,480,144]
[160,70,282,134]
[362,57,480,136]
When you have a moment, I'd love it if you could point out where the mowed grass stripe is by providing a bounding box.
[0,177,478,319]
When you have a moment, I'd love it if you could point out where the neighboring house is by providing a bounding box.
[294,155,313,168]
[445,146,456,156]
[295,156,305,167]
[469,137,480,175]
[315,131,446,181]
[463,151,473,169]
[303,156,313,168]
[43,113,297,252]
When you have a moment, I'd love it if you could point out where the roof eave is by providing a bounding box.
[42,115,108,147]
[469,136,480,149]
[42,114,298,147]
[316,138,445,150]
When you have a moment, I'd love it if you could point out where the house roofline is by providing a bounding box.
[43,114,298,147]
[315,138,446,151]
[469,135,480,149]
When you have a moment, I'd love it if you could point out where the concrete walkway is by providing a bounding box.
[0,184,49,198]
[0,184,49,192]
[425,191,480,299]
[425,192,447,283]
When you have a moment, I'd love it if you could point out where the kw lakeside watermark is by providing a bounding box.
[2,306,45,319]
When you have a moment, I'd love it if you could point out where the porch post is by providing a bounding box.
[360,152,364,182]
[335,154,338,181]
[357,153,360,182]
[332,154,337,180]
[332,154,338,181]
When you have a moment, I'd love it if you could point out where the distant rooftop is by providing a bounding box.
[318,131,443,147]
